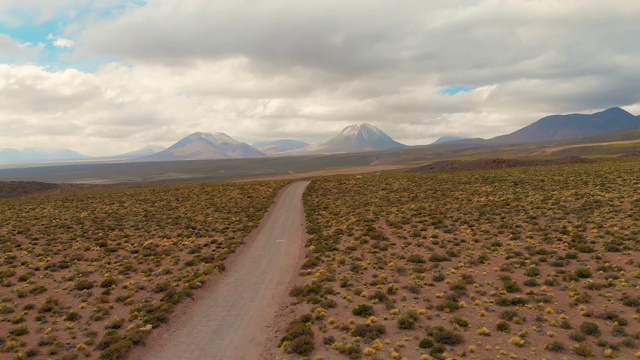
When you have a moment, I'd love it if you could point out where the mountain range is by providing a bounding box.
[487,107,640,145]
[0,148,88,163]
[141,132,267,161]
[253,139,310,155]
[1,107,639,164]
[280,123,407,156]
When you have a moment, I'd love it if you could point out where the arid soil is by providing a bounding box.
[273,159,640,360]
[410,157,594,173]
[0,181,285,360]
[127,181,309,360]
[236,164,412,183]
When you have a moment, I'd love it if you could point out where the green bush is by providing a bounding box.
[100,277,118,288]
[496,320,510,332]
[574,267,592,279]
[288,335,315,356]
[428,253,450,262]
[419,338,434,348]
[351,324,386,340]
[450,316,470,327]
[100,339,132,360]
[545,341,566,353]
[429,326,464,345]
[352,304,375,317]
[572,343,594,357]
[579,321,600,336]
[10,325,29,336]
[407,254,426,263]
[397,315,415,329]
[64,310,82,322]
[74,279,94,291]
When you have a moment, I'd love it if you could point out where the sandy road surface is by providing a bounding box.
[130,181,310,360]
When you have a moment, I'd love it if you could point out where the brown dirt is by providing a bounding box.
[410,156,594,173]
[235,164,412,183]
[127,181,310,360]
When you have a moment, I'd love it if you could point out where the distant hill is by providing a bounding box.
[286,123,406,155]
[253,139,309,155]
[142,132,267,161]
[0,148,88,163]
[432,136,468,144]
[0,181,58,198]
[489,107,640,145]
[114,145,166,159]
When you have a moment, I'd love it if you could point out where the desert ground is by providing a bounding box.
[270,157,640,360]
[0,181,286,359]
[1,157,639,360]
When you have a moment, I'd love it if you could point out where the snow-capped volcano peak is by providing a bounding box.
[339,123,388,141]
[192,132,240,145]
[284,123,406,155]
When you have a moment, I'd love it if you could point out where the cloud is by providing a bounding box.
[48,34,75,48]
[2,0,640,154]
[0,34,43,61]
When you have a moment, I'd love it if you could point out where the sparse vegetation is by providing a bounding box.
[0,181,285,359]
[280,158,640,359]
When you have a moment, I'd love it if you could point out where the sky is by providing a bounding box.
[1,0,640,156]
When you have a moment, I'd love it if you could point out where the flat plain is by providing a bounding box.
[275,158,640,360]
[0,181,285,360]
[2,157,640,360]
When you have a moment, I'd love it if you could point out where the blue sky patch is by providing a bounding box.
[439,85,474,96]
[0,2,145,71]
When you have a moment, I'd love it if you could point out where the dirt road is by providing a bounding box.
[131,181,310,360]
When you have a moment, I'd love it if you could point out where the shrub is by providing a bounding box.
[352,304,375,317]
[100,277,118,288]
[419,338,434,348]
[569,331,587,342]
[450,316,470,327]
[152,281,171,293]
[407,254,426,263]
[397,315,415,329]
[499,310,519,321]
[96,330,121,350]
[368,290,388,302]
[37,335,56,346]
[437,299,461,312]
[100,339,133,360]
[546,341,566,353]
[429,344,446,355]
[579,322,600,336]
[572,343,595,357]
[622,296,640,308]
[524,267,540,277]
[74,279,94,291]
[574,267,592,279]
[429,326,464,345]
[64,310,82,322]
[10,325,29,336]
[496,320,510,332]
[503,281,521,293]
[429,253,450,262]
[289,335,314,356]
[351,324,386,340]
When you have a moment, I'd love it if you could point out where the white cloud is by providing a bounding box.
[53,37,75,48]
[0,34,43,60]
[2,0,640,154]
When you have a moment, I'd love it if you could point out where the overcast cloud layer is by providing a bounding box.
[1,0,640,155]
